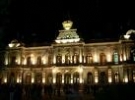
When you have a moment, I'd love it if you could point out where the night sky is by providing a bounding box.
[0,0,135,46]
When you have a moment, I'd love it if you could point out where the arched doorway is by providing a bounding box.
[25,73,31,84]
[73,72,79,84]
[87,72,93,84]
[64,73,71,84]
[35,73,42,84]
[47,73,52,84]
[0,73,2,84]
[114,72,119,83]
[99,72,107,84]
[9,72,15,84]
[56,73,62,85]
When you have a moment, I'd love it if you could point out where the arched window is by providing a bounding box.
[37,56,42,65]
[130,49,135,62]
[11,56,16,65]
[64,73,71,84]
[56,54,62,65]
[113,52,119,64]
[65,53,71,65]
[27,56,31,65]
[87,72,93,84]
[86,53,93,64]
[72,53,79,64]
[73,72,79,84]
[100,53,106,65]
[56,73,62,84]
[48,55,52,65]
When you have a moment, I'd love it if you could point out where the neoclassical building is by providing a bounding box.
[0,20,135,85]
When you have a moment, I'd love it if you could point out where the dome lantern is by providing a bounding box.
[62,20,73,30]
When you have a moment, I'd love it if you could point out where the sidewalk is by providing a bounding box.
[42,93,95,100]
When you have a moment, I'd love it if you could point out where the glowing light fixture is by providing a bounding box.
[52,67,56,73]
[124,76,128,83]
[108,77,112,83]
[80,78,83,83]
[78,67,83,73]
[124,34,130,39]
[4,78,7,83]
[95,77,98,83]
[53,78,56,84]
[94,54,98,63]
[17,77,20,83]
[42,78,45,84]
[31,78,34,83]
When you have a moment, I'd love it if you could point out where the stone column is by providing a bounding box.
[71,73,73,84]
[80,73,83,84]
[52,67,56,84]
[53,51,56,64]
[108,69,112,83]
[62,73,64,84]
[79,67,83,84]
[31,72,35,84]
[79,47,82,63]
[42,72,45,84]
[3,71,7,83]
[94,69,98,84]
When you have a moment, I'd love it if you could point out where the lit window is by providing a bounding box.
[86,53,93,64]
[100,53,106,65]
[113,52,119,64]
[65,53,71,64]
[73,53,79,64]
[133,53,135,61]
[56,54,62,65]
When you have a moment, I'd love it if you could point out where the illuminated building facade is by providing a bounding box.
[0,20,135,85]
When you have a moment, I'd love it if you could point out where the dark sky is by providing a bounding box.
[1,0,135,45]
